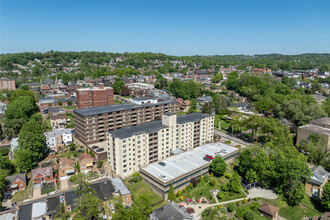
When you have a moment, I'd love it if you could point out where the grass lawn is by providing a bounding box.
[124,179,166,209]
[11,190,27,203]
[214,115,231,131]
[41,182,55,195]
[270,196,323,220]
[114,100,123,104]
[177,111,186,115]
[63,105,77,110]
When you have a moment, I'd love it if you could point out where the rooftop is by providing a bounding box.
[150,203,193,220]
[74,99,177,117]
[111,177,131,195]
[299,124,330,136]
[141,143,238,182]
[310,165,329,186]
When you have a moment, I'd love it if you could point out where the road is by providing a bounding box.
[214,129,251,147]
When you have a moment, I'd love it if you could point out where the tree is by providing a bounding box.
[121,86,130,96]
[0,155,15,174]
[188,99,197,113]
[246,169,258,183]
[211,73,223,83]
[14,120,47,171]
[321,181,330,211]
[312,80,322,93]
[67,100,73,106]
[228,172,241,193]
[243,211,255,220]
[168,183,175,201]
[209,156,226,176]
[20,85,29,90]
[76,190,103,219]
[113,78,125,94]
[56,203,70,220]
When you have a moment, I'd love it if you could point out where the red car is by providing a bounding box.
[205,155,214,160]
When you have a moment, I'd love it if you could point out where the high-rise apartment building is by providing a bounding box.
[73,99,178,146]
[0,78,16,91]
[107,113,214,178]
[76,83,114,109]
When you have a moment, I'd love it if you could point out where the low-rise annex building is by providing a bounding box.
[107,112,214,178]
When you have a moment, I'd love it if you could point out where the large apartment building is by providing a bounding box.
[76,83,114,109]
[0,78,16,91]
[73,99,178,146]
[107,113,214,178]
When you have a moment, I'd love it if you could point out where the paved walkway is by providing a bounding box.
[214,130,250,147]
[247,188,278,200]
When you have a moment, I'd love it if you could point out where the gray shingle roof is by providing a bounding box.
[150,203,192,220]
[5,174,26,186]
[111,177,131,195]
[42,77,54,84]
[74,100,177,117]
[309,165,329,186]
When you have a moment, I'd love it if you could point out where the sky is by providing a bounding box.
[1,0,330,56]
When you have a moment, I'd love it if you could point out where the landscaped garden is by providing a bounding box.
[41,182,55,195]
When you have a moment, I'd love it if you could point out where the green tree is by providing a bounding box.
[67,100,73,106]
[168,183,175,201]
[14,120,47,171]
[76,190,103,219]
[113,78,125,94]
[246,169,258,183]
[228,172,241,193]
[321,181,330,211]
[55,203,70,220]
[211,73,223,83]
[209,156,227,177]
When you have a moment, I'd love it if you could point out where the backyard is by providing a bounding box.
[124,174,167,209]
[214,114,231,132]
[41,182,55,195]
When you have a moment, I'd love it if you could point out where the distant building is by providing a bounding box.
[0,78,16,91]
[50,114,66,129]
[77,153,95,173]
[297,117,330,151]
[150,203,193,220]
[305,165,329,199]
[258,203,279,219]
[76,83,114,109]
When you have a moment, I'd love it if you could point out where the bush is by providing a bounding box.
[218,205,222,209]
[225,173,232,179]
[217,192,224,199]
[97,160,104,168]
[244,211,255,220]
[236,201,242,206]
[243,198,247,204]
[129,176,139,183]
[250,202,260,211]
[224,140,231,144]
[182,189,186,193]
[190,178,199,187]
[69,175,77,183]
[221,185,228,191]
[235,207,243,218]
[188,183,193,189]
[209,180,216,186]
[235,145,241,148]
[133,172,139,177]
[227,203,235,212]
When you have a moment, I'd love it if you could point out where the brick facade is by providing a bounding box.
[76,83,114,109]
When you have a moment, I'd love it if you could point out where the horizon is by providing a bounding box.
[1,0,330,55]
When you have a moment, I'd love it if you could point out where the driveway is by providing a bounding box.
[32,186,42,199]
[61,179,70,190]
[247,188,278,200]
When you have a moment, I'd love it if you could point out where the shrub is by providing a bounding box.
[235,145,241,148]
[69,175,77,182]
[235,207,243,218]
[133,172,139,177]
[217,192,224,199]
[209,180,216,186]
[254,197,259,201]
[97,160,104,168]
[176,190,181,197]
[218,205,222,209]
[243,198,247,204]
[221,185,228,191]
[227,203,235,212]
[236,201,242,206]
[182,189,186,193]
[243,211,255,220]
[250,202,260,211]
[130,176,139,183]
[225,173,232,179]
[224,140,231,144]
[210,172,214,177]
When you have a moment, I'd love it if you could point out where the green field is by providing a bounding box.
[63,105,77,110]
[214,114,231,131]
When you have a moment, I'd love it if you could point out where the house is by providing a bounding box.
[32,166,54,185]
[150,203,193,220]
[111,177,132,207]
[305,165,329,199]
[58,157,75,180]
[50,114,66,129]
[78,153,95,172]
[196,96,212,104]
[45,129,73,152]
[312,212,330,220]
[257,203,280,219]
[5,174,27,192]
[38,97,54,108]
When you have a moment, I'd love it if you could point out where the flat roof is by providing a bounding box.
[311,117,330,126]
[176,112,211,124]
[141,143,238,182]
[74,99,177,117]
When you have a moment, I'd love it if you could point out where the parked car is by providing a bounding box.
[205,155,214,160]
[91,146,99,149]
[158,162,166,166]
[76,149,84,153]
[96,148,104,152]
[159,174,168,181]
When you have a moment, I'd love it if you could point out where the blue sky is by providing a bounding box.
[1,0,330,55]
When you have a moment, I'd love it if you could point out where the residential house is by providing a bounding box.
[50,114,66,129]
[58,158,75,180]
[39,97,54,108]
[78,153,95,172]
[32,166,54,185]
[111,177,132,207]
[312,212,330,220]
[45,129,73,152]
[150,203,193,220]
[4,174,27,192]
[257,203,279,219]
[305,165,329,199]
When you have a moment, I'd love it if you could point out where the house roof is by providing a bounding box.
[150,203,192,220]
[42,77,54,84]
[42,86,51,90]
[320,212,330,220]
[59,157,74,170]
[50,114,66,120]
[5,174,26,186]
[31,166,53,179]
[78,153,94,161]
[258,203,279,217]
[111,177,130,195]
[310,165,329,186]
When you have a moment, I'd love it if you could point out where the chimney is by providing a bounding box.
[99,83,104,89]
